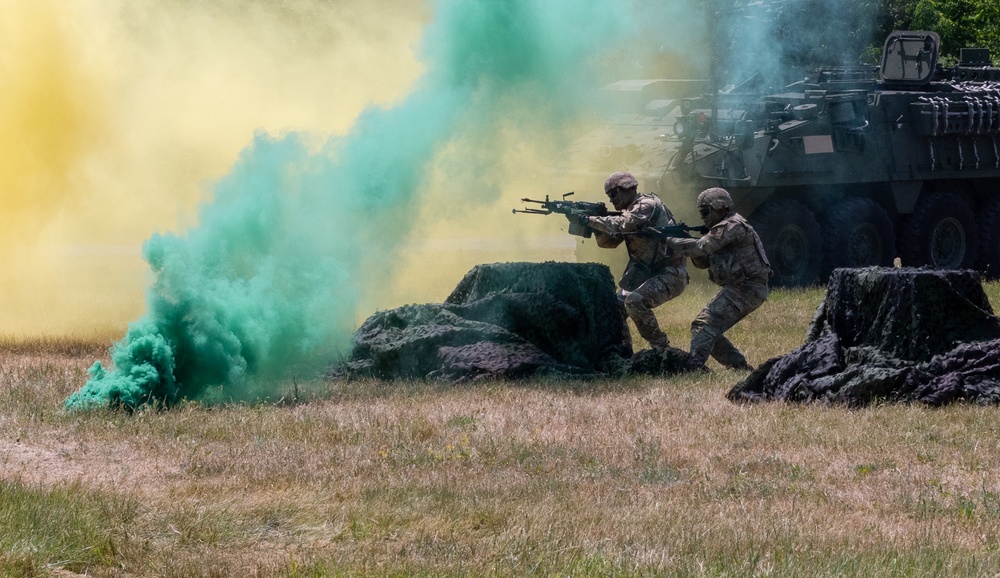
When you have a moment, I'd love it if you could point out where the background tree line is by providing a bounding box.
[868,0,1000,64]
[709,0,1000,86]
[606,0,1000,86]
[714,0,1000,68]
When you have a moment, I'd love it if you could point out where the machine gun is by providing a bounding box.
[512,192,619,238]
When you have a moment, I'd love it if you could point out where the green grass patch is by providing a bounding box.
[0,479,140,575]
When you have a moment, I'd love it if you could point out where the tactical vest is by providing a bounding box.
[707,213,771,286]
[620,194,686,291]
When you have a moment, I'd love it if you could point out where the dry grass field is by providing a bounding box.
[3,283,1000,577]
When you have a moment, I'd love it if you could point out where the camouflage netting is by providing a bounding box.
[729,267,1000,406]
[332,261,689,381]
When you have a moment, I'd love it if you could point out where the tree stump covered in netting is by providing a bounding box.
[729,267,1000,406]
[331,262,635,381]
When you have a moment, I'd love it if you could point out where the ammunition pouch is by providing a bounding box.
[567,218,593,238]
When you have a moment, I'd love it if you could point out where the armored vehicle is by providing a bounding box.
[665,29,1000,286]
[572,29,1000,286]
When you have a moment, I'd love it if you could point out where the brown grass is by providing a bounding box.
[2,284,1000,576]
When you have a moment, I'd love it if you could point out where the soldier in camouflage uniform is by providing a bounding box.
[664,187,770,371]
[576,171,688,352]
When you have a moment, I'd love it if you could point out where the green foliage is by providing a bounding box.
[913,0,973,57]
[765,0,1000,66]
[876,0,1000,63]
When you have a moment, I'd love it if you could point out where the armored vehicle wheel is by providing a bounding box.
[820,198,896,279]
[749,199,823,287]
[898,193,978,270]
[976,197,1000,280]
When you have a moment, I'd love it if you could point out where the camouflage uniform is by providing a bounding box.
[587,193,688,351]
[667,211,770,370]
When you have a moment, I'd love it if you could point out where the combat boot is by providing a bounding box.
[647,334,670,350]
[687,327,716,370]
[685,360,710,373]
[714,347,752,371]
[632,316,670,350]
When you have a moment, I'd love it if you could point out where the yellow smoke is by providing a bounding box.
[0,0,700,337]
[0,0,428,336]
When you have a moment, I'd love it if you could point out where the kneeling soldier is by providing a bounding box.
[664,187,770,371]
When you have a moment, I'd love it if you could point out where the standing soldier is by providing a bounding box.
[576,171,688,353]
[664,187,770,371]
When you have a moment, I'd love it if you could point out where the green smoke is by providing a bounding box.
[713,0,881,91]
[65,0,663,410]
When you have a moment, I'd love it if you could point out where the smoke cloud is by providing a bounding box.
[64,0,687,409]
[0,0,428,335]
[5,0,877,408]
[712,0,880,91]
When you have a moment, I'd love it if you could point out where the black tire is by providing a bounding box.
[820,197,896,279]
[749,199,823,287]
[976,197,1000,279]
[898,193,978,270]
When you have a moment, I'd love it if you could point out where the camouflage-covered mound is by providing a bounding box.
[332,262,639,381]
[729,267,1000,406]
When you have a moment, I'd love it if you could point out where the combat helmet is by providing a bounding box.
[604,171,639,193]
[697,187,733,211]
